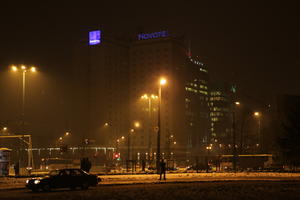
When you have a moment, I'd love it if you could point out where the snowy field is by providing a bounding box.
[1,172,300,190]
[0,181,299,200]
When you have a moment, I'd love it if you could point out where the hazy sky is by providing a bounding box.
[0,1,299,144]
[1,1,299,97]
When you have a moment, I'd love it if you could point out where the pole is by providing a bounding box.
[22,70,26,132]
[232,110,237,172]
[239,117,246,154]
[28,135,34,168]
[156,85,161,174]
[148,97,152,162]
[258,118,261,153]
[127,132,130,172]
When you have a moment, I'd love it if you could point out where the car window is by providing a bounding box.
[72,169,84,176]
[59,170,67,176]
[64,170,71,176]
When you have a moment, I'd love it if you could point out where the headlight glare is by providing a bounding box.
[34,180,40,184]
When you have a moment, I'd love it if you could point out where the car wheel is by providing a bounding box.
[81,182,89,190]
[42,184,51,192]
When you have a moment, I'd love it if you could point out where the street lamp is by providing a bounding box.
[232,101,240,172]
[254,111,262,152]
[205,145,212,173]
[157,77,167,173]
[141,93,158,162]
[11,65,37,132]
[1,127,8,135]
[127,128,135,172]
[254,112,260,117]
[134,121,140,128]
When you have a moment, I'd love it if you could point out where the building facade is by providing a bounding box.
[209,82,233,153]
[71,30,211,165]
[71,33,130,145]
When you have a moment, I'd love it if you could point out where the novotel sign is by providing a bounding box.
[138,31,168,40]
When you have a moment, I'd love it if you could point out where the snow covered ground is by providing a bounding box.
[1,172,300,190]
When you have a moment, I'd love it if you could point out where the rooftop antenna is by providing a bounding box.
[187,38,192,58]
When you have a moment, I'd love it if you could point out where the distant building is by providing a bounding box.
[209,82,233,148]
[184,58,210,159]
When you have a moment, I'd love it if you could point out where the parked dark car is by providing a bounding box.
[26,168,100,192]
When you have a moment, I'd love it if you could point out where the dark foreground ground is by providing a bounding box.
[1,181,300,200]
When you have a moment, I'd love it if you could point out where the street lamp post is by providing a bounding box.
[127,128,134,172]
[141,94,158,163]
[254,112,262,152]
[206,145,212,173]
[157,78,166,173]
[232,101,240,172]
[11,65,36,132]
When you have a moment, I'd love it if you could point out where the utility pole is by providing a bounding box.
[127,131,131,172]
[232,111,237,172]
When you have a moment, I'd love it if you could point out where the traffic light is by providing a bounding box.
[113,153,120,160]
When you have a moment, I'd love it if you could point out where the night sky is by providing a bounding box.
[0,1,299,144]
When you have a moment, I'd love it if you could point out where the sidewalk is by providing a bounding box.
[1,172,300,190]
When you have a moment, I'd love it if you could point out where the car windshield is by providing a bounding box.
[49,170,59,176]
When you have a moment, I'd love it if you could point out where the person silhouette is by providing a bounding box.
[159,159,166,180]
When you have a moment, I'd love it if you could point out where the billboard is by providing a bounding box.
[138,31,168,40]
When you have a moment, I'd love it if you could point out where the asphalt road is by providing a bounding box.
[0,181,300,200]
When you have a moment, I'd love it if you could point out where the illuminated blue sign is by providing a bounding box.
[138,31,168,40]
[89,30,101,45]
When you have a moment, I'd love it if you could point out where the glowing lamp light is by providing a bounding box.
[159,78,167,85]
[141,94,148,99]
[134,121,140,128]
[30,67,36,72]
[151,94,157,99]
[11,66,18,71]
[254,112,260,117]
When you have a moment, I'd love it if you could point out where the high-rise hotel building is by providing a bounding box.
[71,30,210,161]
